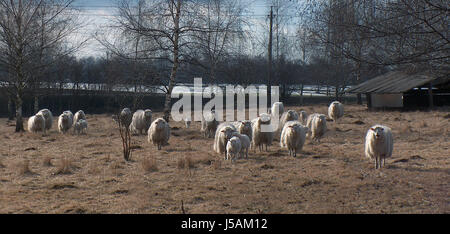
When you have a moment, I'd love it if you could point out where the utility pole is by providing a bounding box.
[268,5,273,109]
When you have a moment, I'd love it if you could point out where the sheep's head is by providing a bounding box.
[154,118,166,130]
[221,127,235,141]
[239,121,251,131]
[370,126,384,139]
[286,110,297,120]
[60,114,69,123]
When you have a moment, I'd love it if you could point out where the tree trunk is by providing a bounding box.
[162,0,181,123]
[8,97,14,120]
[34,96,39,114]
[357,93,362,105]
[15,95,25,132]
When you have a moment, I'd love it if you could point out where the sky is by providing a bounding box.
[71,0,300,58]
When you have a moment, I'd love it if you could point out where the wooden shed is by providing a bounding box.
[346,71,450,109]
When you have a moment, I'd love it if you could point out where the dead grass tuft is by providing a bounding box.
[142,157,158,172]
[42,156,53,167]
[17,160,33,175]
[54,157,73,175]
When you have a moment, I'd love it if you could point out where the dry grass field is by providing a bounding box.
[0,104,449,214]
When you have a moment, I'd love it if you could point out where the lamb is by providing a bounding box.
[148,118,170,150]
[226,136,242,162]
[328,101,344,123]
[28,113,46,134]
[37,109,53,130]
[231,132,251,159]
[58,112,72,133]
[214,123,238,158]
[271,102,284,119]
[280,121,307,157]
[201,110,219,138]
[73,119,88,135]
[130,109,152,135]
[119,108,132,128]
[365,125,394,169]
[184,116,191,128]
[73,110,86,126]
[277,110,299,138]
[306,113,327,142]
[251,113,274,152]
[299,110,308,125]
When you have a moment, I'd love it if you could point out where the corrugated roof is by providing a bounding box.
[346,71,436,94]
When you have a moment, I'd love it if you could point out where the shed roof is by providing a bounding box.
[346,71,436,94]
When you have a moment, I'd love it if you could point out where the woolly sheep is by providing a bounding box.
[231,132,251,159]
[328,101,344,122]
[148,118,170,150]
[306,113,327,142]
[73,119,88,135]
[63,110,74,127]
[237,120,252,141]
[130,109,152,135]
[214,123,238,158]
[73,110,86,126]
[280,121,307,157]
[226,136,242,162]
[299,110,308,125]
[251,113,274,152]
[119,108,132,127]
[201,110,219,138]
[365,125,394,169]
[271,102,284,119]
[58,112,72,133]
[37,109,53,130]
[277,110,299,138]
[28,113,46,134]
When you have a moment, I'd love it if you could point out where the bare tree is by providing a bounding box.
[0,0,85,132]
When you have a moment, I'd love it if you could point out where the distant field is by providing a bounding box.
[0,104,449,213]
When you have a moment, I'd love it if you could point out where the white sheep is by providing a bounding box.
[226,136,242,162]
[63,110,74,127]
[365,125,394,169]
[119,108,132,128]
[28,113,46,134]
[148,118,170,150]
[73,119,88,135]
[184,116,191,128]
[201,110,219,138]
[280,121,307,157]
[231,132,251,159]
[277,110,299,138]
[299,110,308,125]
[306,113,327,142]
[328,101,344,123]
[271,102,284,119]
[251,113,274,152]
[37,109,53,130]
[58,112,72,133]
[237,120,252,141]
[130,109,152,135]
[73,110,86,126]
[214,123,237,158]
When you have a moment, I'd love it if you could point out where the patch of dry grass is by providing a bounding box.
[0,107,448,214]
[142,157,158,172]
[53,157,73,175]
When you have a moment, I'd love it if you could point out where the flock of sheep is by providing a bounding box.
[28,109,87,135]
[25,101,394,169]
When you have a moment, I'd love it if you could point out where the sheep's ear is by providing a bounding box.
[370,127,375,131]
